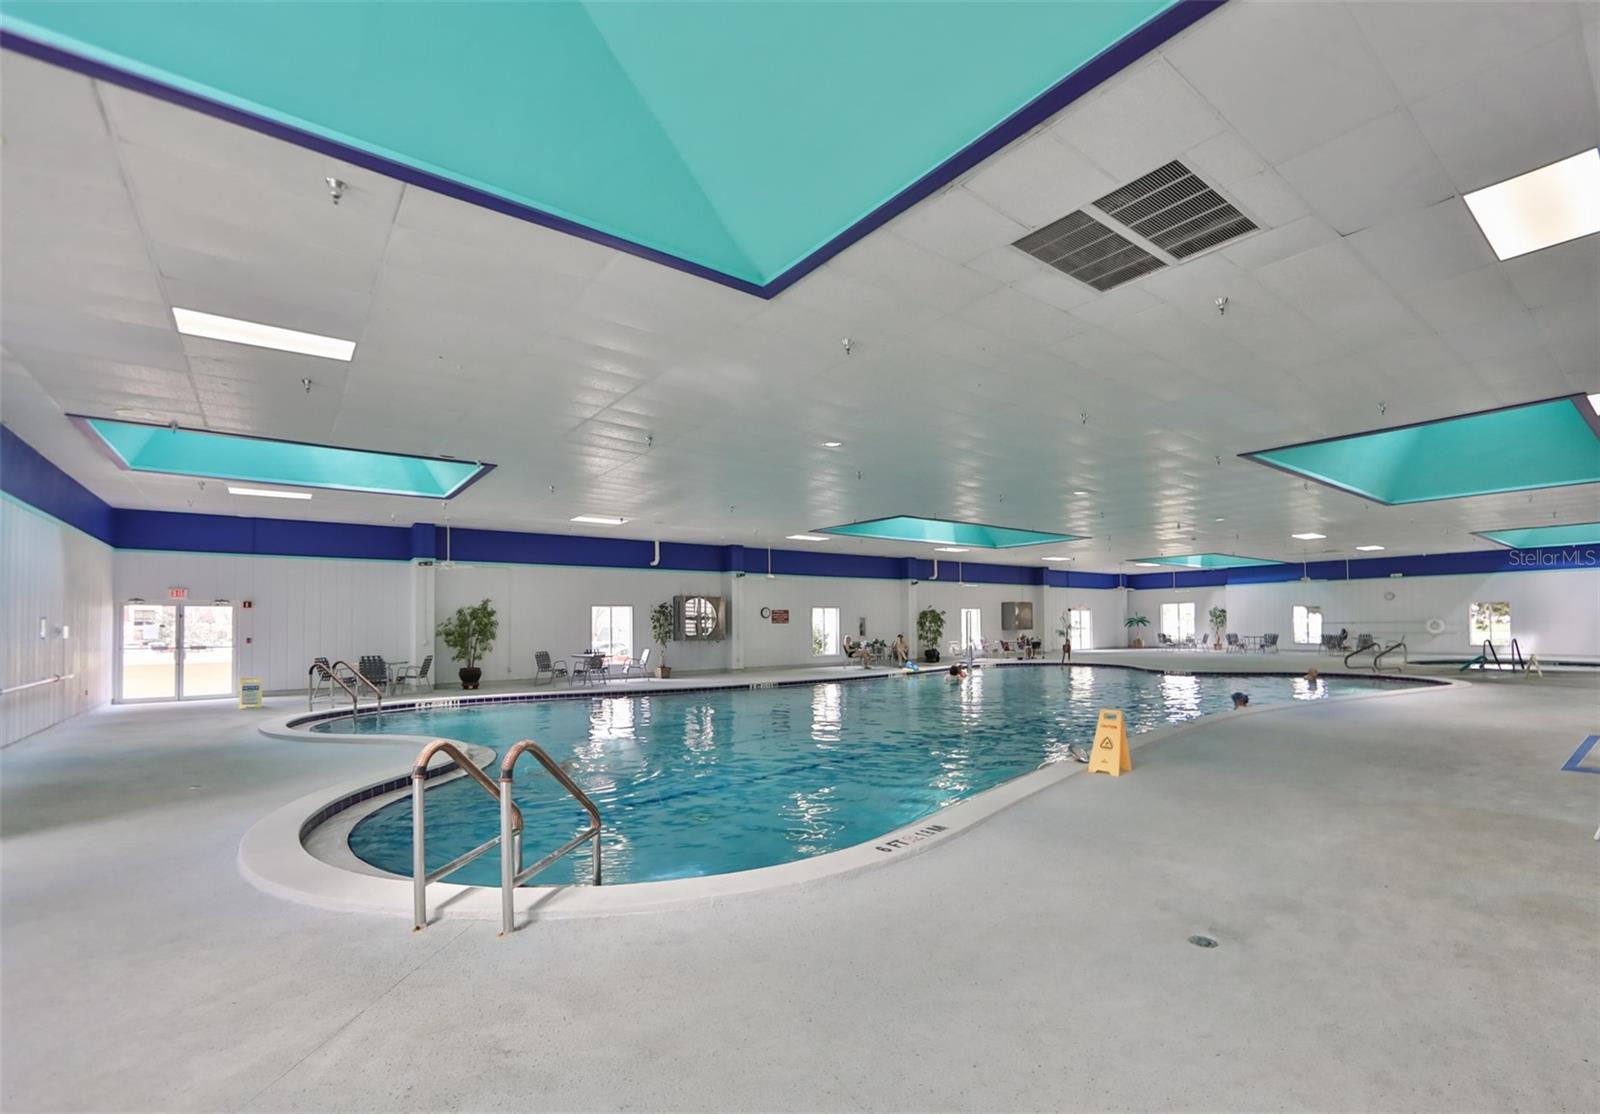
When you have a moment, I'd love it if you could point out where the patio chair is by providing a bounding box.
[533,650,568,685]
[1262,633,1280,653]
[1225,633,1242,653]
[571,653,606,685]
[619,647,652,680]
[357,654,391,693]
[397,655,433,692]
[1158,633,1174,648]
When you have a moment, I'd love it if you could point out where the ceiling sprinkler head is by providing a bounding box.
[325,177,346,205]
[841,337,852,355]
[301,377,313,393]
[1215,296,1228,315]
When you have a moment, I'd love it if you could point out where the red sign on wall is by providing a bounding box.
[168,587,188,599]
[770,609,789,624]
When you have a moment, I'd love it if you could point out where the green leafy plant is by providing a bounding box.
[916,606,946,653]
[436,598,498,669]
[1124,614,1150,630]
[650,601,674,663]
[1208,606,1228,640]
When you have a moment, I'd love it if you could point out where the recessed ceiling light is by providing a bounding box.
[1214,517,1225,522]
[934,546,970,553]
[786,534,829,542]
[571,514,628,526]
[1292,532,1326,540]
[228,485,312,500]
[1463,148,1600,261]
[822,440,843,448]
[172,308,356,361]
[1072,490,1089,496]
[1355,544,1385,552]
[1041,556,1074,562]
[1134,562,1163,567]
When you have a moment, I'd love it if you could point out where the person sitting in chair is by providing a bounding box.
[891,634,910,666]
[843,635,873,669]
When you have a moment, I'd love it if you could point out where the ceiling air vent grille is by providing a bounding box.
[1093,160,1257,259]
[1012,209,1166,292]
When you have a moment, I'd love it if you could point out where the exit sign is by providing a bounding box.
[168,587,188,599]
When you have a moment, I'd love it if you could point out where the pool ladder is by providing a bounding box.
[308,658,383,718]
[411,738,602,936]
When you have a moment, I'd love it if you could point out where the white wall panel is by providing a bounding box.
[1,499,113,745]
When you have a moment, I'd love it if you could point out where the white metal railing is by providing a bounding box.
[0,673,75,697]
[412,739,523,931]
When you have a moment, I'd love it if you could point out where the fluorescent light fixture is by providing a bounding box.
[822,440,843,448]
[1214,517,1225,522]
[1463,148,1600,261]
[1072,490,1089,496]
[1134,562,1163,567]
[228,485,312,500]
[786,534,829,542]
[173,307,356,361]
[1291,532,1326,540]
[1355,544,1385,552]
[934,546,970,553]
[571,515,628,526]
[1041,556,1074,562]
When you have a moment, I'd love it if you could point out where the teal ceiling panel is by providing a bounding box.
[0,1,1202,293]
[1475,522,1600,550]
[1242,395,1600,505]
[1130,553,1279,569]
[819,516,1081,548]
[75,416,490,498]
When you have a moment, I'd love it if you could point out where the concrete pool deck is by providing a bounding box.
[2,655,1595,1112]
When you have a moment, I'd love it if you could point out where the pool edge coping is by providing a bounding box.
[240,663,1459,922]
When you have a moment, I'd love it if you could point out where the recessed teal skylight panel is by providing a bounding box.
[1243,396,1600,505]
[76,417,490,499]
[1476,523,1600,549]
[0,1,1185,290]
[1132,554,1279,569]
[820,516,1081,548]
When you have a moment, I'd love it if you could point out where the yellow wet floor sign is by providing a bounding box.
[1088,708,1131,776]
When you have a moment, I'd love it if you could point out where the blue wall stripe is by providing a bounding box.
[0,425,114,543]
[4,423,1595,584]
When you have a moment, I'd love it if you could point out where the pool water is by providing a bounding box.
[328,665,1419,885]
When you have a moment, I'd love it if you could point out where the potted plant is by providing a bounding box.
[1208,606,1228,650]
[1056,611,1072,658]
[650,601,674,678]
[437,598,497,689]
[1124,613,1150,648]
[917,606,946,663]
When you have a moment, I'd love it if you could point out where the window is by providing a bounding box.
[1159,602,1195,642]
[1293,605,1323,645]
[812,607,840,656]
[590,605,634,661]
[1468,601,1511,646]
[960,607,982,652]
[1068,608,1093,650]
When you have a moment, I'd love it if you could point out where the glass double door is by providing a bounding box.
[119,603,234,701]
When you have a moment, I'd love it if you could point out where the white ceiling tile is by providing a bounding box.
[1409,34,1600,193]
[962,133,1116,228]
[1347,199,1496,290]
[1276,110,1455,234]
[1220,216,1340,271]
[1351,1,1581,103]
[1166,1,1398,163]
[1012,269,1098,312]
[827,233,1001,313]
[954,287,1084,347]
[1050,60,1223,181]
[890,187,1027,264]
[965,245,1042,284]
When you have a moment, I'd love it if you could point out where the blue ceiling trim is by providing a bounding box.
[0,425,114,544]
[0,1,1223,299]
[114,510,412,561]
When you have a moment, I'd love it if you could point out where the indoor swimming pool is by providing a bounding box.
[328,666,1424,885]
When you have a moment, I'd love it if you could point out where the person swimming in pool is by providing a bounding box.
[1231,691,1250,708]
[947,663,968,682]
[1304,668,1320,684]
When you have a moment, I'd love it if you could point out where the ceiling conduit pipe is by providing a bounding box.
[930,559,939,580]
[650,539,661,567]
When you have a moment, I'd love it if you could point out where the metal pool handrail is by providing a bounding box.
[412,739,524,931]
[329,659,382,717]
[498,739,603,936]
[308,661,355,710]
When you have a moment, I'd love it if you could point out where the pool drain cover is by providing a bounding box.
[1188,934,1219,948]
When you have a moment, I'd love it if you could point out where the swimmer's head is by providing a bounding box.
[1230,691,1250,708]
